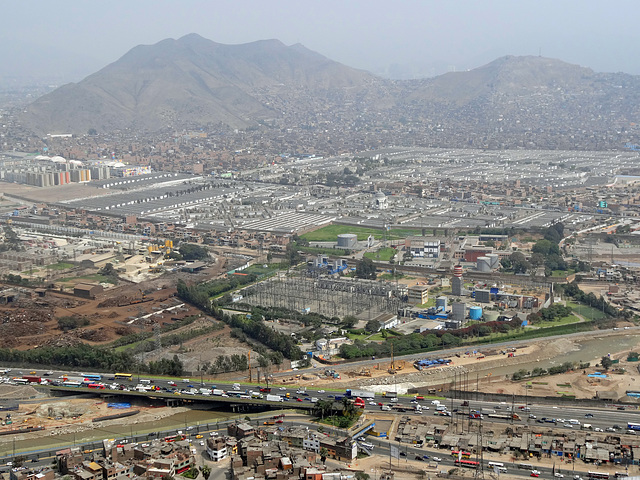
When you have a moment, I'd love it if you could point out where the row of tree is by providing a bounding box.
[176,278,304,360]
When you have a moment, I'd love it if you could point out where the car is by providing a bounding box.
[594,427,603,432]
[29,371,36,375]
[529,414,537,419]
[195,435,203,439]
[186,426,194,431]
[563,424,574,428]
[411,399,418,404]
[606,427,617,432]
[168,381,177,386]
[414,456,424,461]
[296,398,303,402]
[199,441,205,446]
[318,390,325,393]
[530,473,540,478]
[613,425,621,430]
[369,401,377,406]
[584,413,594,418]
[378,402,383,406]
[275,420,283,424]
[279,387,286,391]
[433,457,441,462]
[399,452,406,457]
[618,406,626,410]
[554,474,564,478]
[327,395,334,399]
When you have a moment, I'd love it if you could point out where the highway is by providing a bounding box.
[5,367,640,438]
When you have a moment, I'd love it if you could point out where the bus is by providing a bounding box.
[164,434,186,443]
[588,473,610,479]
[82,374,102,381]
[517,463,533,470]
[12,378,29,385]
[627,422,640,431]
[488,462,507,473]
[451,450,472,459]
[114,373,133,381]
[87,383,105,389]
[62,381,82,387]
[455,459,479,469]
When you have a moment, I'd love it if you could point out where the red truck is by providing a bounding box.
[22,375,41,384]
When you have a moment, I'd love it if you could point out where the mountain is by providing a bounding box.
[19,38,640,150]
[21,33,377,134]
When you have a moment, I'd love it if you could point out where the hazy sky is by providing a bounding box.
[2,0,639,84]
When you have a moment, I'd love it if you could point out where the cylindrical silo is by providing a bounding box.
[469,306,483,320]
[484,311,500,322]
[487,253,500,269]
[337,233,357,249]
[436,296,448,312]
[477,256,491,272]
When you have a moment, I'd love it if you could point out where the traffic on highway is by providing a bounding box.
[2,367,640,436]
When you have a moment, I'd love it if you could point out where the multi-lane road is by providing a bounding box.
[5,367,640,435]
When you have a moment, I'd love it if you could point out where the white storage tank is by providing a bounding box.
[487,253,500,269]
[337,233,358,249]
[477,256,491,272]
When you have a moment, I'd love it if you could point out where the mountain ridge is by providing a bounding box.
[20,35,640,142]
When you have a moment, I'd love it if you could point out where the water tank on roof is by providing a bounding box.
[469,306,483,320]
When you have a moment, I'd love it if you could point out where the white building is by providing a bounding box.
[303,435,320,452]
[206,438,227,461]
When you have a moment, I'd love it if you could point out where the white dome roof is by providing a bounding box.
[51,155,67,163]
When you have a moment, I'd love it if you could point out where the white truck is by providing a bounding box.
[232,383,241,391]
[212,389,225,396]
[266,394,283,402]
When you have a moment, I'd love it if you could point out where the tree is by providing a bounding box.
[365,319,381,333]
[355,257,377,279]
[313,399,334,419]
[341,315,359,329]
[342,397,357,418]
[601,356,613,370]
[319,447,329,464]
[179,244,210,261]
[510,252,530,274]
